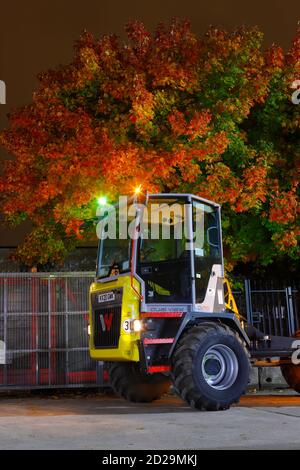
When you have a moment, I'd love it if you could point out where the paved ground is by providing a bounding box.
[0,391,299,450]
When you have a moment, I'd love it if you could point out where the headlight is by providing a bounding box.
[87,324,91,336]
[133,319,142,332]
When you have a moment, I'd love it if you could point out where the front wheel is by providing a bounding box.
[171,322,250,411]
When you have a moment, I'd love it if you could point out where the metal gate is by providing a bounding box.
[234,280,299,337]
[0,272,104,390]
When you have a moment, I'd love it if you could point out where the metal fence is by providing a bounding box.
[0,272,104,390]
[233,280,299,337]
[0,272,299,391]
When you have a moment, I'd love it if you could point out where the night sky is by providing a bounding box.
[0,0,299,245]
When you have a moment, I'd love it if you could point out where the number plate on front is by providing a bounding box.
[97,291,115,303]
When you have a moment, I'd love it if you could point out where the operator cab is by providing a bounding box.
[96,193,224,313]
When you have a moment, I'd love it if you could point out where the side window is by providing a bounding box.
[137,200,191,304]
[193,203,222,303]
[194,205,220,257]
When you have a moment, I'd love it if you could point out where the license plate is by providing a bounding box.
[97,291,115,303]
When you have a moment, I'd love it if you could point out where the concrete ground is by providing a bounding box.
[0,390,300,450]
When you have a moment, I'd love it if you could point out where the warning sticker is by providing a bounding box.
[122,319,132,333]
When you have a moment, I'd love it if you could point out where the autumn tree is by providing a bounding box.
[0,19,299,268]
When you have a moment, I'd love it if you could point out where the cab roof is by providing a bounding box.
[147,193,220,209]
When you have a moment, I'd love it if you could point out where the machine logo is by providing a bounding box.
[99,312,113,332]
[97,292,115,303]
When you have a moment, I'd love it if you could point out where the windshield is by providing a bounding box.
[137,198,192,303]
[96,207,132,279]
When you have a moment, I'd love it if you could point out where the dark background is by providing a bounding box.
[0,0,299,246]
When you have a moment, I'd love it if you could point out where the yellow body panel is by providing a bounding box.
[89,275,140,362]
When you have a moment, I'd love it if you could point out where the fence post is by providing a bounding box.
[244,279,253,325]
[286,286,296,336]
[31,276,39,386]
[65,277,69,385]
[3,278,8,385]
[48,277,51,386]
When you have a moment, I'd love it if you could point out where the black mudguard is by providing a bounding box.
[168,311,250,358]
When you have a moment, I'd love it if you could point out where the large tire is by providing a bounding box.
[281,330,300,393]
[171,322,250,411]
[108,362,170,403]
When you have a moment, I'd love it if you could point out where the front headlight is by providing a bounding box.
[133,319,142,332]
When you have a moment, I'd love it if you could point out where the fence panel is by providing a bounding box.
[233,280,299,337]
[0,272,103,390]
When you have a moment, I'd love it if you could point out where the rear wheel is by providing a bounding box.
[108,362,170,403]
[281,330,300,393]
[281,364,300,392]
[171,322,250,411]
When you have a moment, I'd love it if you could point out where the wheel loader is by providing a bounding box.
[88,192,300,410]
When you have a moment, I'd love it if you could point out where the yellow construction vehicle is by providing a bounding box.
[89,193,300,410]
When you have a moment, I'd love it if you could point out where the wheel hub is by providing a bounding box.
[201,344,238,390]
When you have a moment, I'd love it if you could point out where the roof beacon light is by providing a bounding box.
[97,196,107,206]
[134,185,142,195]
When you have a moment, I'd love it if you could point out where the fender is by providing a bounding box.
[168,311,250,358]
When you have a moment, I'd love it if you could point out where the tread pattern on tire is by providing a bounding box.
[109,362,170,403]
[171,322,250,411]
